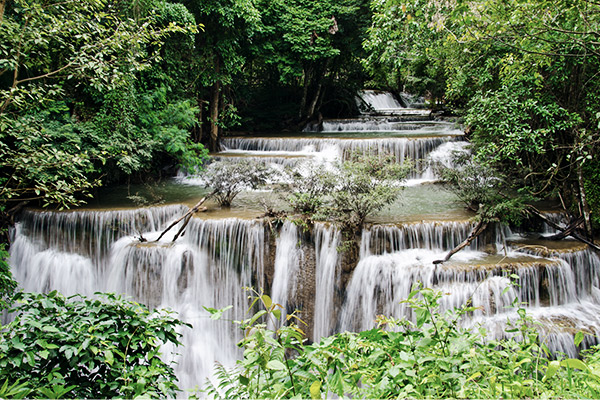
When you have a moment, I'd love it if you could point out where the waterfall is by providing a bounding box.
[222,136,461,180]
[271,221,303,318]
[10,208,268,392]
[359,90,404,110]
[312,223,341,342]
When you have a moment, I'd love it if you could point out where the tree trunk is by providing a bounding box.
[577,162,594,242]
[192,99,204,143]
[299,65,312,119]
[306,79,323,120]
[0,0,6,25]
[209,58,221,153]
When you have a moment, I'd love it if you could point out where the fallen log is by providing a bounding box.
[433,220,488,264]
[544,216,584,241]
[527,207,600,252]
[154,190,215,243]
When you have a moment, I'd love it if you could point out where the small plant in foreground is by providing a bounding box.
[204,285,600,399]
[0,291,188,399]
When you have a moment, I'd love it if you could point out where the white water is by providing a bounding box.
[10,210,267,392]
[313,223,342,342]
[9,99,600,391]
[357,90,431,116]
[271,221,303,320]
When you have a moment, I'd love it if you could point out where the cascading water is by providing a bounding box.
[10,210,267,391]
[9,92,600,392]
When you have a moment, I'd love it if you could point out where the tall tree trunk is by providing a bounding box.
[0,0,5,25]
[209,58,221,153]
[577,162,594,242]
[192,99,204,143]
[299,65,312,119]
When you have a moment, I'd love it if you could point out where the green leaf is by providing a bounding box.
[104,350,114,365]
[266,360,286,371]
[574,331,584,347]
[561,358,589,371]
[272,309,281,320]
[310,380,321,399]
[261,294,273,309]
[543,360,560,382]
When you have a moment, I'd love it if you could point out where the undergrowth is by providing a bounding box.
[202,285,600,399]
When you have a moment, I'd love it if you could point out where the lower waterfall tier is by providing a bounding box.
[8,207,600,391]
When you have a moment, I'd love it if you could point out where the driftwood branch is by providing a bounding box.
[544,216,584,240]
[154,191,215,243]
[528,207,600,252]
[433,220,489,265]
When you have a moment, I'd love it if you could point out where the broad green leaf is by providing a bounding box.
[266,360,286,371]
[104,350,114,366]
[543,360,560,382]
[261,294,273,309]
[561,358,589,371]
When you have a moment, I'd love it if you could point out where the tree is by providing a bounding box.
[363,0,600,236]
[0,291,187,398]
[202,159,271,207]
[362,0,448,101]
[0,0,206,220]
[251,0,371,124]
[330,154,411,230]
[283,161,336,217]
[179,0,262,152]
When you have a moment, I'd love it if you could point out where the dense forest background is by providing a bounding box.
[1,0,599,235]
[1,0,600,397]
[1,0,599,236]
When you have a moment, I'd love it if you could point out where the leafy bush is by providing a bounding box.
[436,151,530,225]
[204,286,600,399]
[330,154,411,229]
[0,243,16,312]
[0,291,188,399]
[202,160,272,207]
[282,162,336,217]
[282,154,411,230]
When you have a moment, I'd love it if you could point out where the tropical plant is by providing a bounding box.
[0,291,188,399]
[205,285,600,399]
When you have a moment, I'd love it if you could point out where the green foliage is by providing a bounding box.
[202,160,272,207]
[206,285,600,399]
[0,243,17,312]
[0,291,188,399]
[282,155,410,230]
[362,0,448,99]
[282,162,336,217]
[0,0,205,211]
[583,159,600,228]
[330,154,411,229]
[436,151,531,225]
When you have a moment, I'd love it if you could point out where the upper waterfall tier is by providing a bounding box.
[356,90,431,116]
[222,135,461,163]
[304,119,459,134]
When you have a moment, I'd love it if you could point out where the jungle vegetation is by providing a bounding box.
[1,0,600,398]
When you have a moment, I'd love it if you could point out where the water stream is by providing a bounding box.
[8,93,600,392]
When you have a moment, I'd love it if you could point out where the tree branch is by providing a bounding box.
[527,206,600,251]
[154,191,215,243]
[433,220,488,264]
